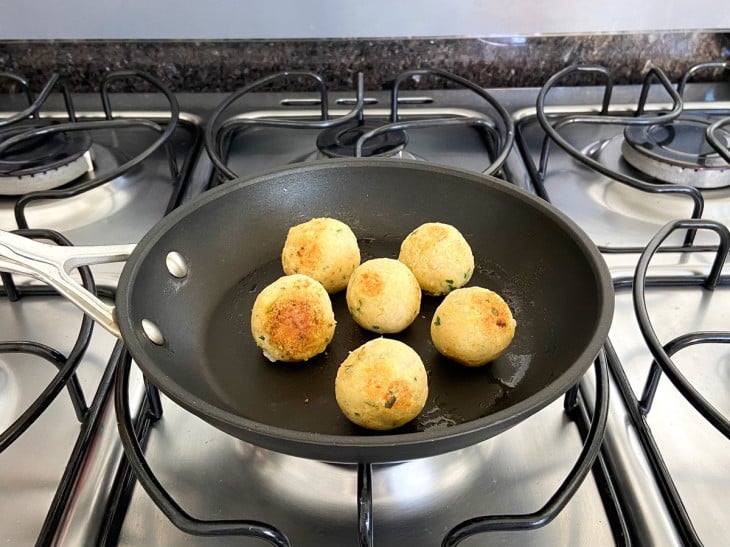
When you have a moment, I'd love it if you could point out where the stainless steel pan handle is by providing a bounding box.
[0,229,135,339]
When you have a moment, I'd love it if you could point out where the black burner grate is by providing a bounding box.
[101,67,631,547]
[0,70,184,229]
[110,342,623,546]
[204,68,515,186]
[605,218,729,546]
[0,70,201,544]
[517,61,730,254]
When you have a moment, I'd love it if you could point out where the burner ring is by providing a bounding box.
[0,121,92,176]
[622,117,730,189]
[0,121,94,195]
[316,121,408,158]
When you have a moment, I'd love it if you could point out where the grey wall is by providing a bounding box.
[0,0,728,39]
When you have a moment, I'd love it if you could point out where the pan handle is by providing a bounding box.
[0,229,135,339]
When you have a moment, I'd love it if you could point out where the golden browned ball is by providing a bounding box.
[346,258,421,334]
[251,274,336,362]
[281,217,360,293]
[430,286,516,366]
[398,222,474,295]
[335,338,428,431]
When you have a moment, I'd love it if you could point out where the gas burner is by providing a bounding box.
[0,121,94,196]
[621,118,730,189]
[206,69,514,184]
[316,119,409,158]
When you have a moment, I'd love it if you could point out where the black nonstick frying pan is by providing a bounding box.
[0,159,613,463]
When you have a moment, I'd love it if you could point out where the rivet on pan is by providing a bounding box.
[166,251,188,278]
[142,319,165,346]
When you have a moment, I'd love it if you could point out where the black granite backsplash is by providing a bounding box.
[0,32,728,93]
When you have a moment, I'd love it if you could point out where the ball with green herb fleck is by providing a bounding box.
[431,286,516,366]
[398,222,474,296]
[281,217,360,294]
[346,258,421,334]
[335,338,428,430]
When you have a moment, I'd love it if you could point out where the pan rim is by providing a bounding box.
[116,158,614,462]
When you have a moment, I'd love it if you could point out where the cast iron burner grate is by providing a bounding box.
[0,70,200,544]
[609,218,730,545]
[515,61,730,543]
[0,228,118,541]
[102,68,629,547]
[204,68,515,185]
[112,344,619,546]
[0,70,183,230]
[706,114,730,164]
[316,119,408,158]
[518,61,730,253]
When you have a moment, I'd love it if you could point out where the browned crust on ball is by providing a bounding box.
[252,274,335,362]
[472,290,512,332]
[291,238,321,270]
[263,297,328,358]
[361,362,415,412]
[358,271,384,297]
[281,217,360,293]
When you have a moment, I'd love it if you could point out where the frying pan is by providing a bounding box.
[0,159,613,463]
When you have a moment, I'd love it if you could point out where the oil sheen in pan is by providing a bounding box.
[203,236,536,436]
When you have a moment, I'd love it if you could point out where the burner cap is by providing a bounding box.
[316,120,408,158]
[0,121,94,195]
[622,117,730,189]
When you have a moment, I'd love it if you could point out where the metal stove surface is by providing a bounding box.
[0,298,117,546]
[116,392,612,547]
[111,97,621,546]
[0,108,201,544]
[10,84,723,545]
[219,108,503,178]
[512,81,730,547]
[515,96,730,251]
[609,272,729,547]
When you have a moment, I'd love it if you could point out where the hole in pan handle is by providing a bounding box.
[0,229,134,338]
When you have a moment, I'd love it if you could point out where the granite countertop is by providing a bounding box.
[0,31,729,93]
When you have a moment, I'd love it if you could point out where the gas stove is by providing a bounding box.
[0,63,728,546]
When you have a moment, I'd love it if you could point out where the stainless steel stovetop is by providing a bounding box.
[1,67,728,546]
[512,68,730,547]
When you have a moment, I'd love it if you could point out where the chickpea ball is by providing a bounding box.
[251,274,336,362]
[335,338,428,431]
[431,286,516,366]
[398,222,474,295]
[281,217,360,293]
[346,258,421,334]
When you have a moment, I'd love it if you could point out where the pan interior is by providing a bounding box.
[204,237,533,435]
[120,161,606,446]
